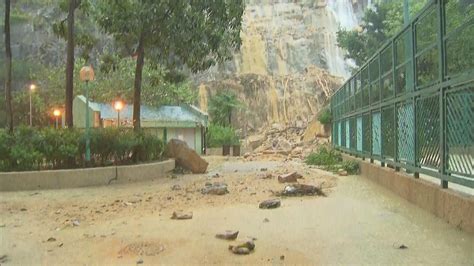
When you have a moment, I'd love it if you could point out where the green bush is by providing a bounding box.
[305,147,342,166]
[317,108,332,125]
[341,160,360,174]
[0,127,165,172]
[207,124,239,147]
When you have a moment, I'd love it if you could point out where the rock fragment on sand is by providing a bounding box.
[215,230,239,240]
[277,172,302,183]
[277,184,326,197]
[259,199,281,209]
[229,240,255,255]
[337,169,348,176]
[201,182,229,195]
[171,211,193,220]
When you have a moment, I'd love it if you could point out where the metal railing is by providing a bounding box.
[330,0,474,188]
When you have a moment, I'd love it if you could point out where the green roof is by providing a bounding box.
[76,95,208,127]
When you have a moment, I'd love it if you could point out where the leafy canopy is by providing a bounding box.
[337,0,429,68]
[95,0,244,72]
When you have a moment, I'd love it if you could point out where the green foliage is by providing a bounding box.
[94,1,244,72]
[305,147,342,166]
[207,124,240,147]
[318,108,332,125]
[341,160,360,175]
[208,90,243,127]
[0,127,165,172]
[337,0,429,68]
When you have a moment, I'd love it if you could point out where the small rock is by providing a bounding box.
[263,218,270,223]
[72,219,80,226]
[58,243,64,247]
[215,230,239,240]
[20,208,27,211]
[137,258,144,264]
[47,237,56,242]
[260,168,267,172]
[201,182,229,195]
[243,152,251,158]
[280,255,285,260]
[0,255,8,263]
[229,240,255,255]
[171,211,193,220]
[259,199,281,209]
[277,184,326,197]
[337,169,348,176]
[398,244,408,249]
[171,184,181,191]
[278,172,302,183]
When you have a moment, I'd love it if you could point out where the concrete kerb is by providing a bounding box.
[0,159,175,192]
[342,154,474,234]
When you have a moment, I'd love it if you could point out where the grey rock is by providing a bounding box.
[259,199,281,209]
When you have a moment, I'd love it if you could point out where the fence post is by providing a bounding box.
[437,0,448,188]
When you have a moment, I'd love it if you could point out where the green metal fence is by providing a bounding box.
[331,0,474,189]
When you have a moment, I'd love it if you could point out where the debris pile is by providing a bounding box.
[243,120,331,161]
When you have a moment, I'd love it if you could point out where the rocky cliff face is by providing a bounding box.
[196,0,369,133]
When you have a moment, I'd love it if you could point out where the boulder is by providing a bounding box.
[166,139,208,174]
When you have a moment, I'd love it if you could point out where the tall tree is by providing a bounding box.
[96,1,244,131]
[4,0,13,133]
[208,90,242,127]
[65,0,76,128]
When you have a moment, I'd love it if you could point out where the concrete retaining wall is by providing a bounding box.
[344,155,474,234]
[0,159,175,192]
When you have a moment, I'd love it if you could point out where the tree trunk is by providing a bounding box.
[4,0,13,133]
[133,33,145,131]
[65,0,75,128]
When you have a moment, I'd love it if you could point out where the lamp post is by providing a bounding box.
[53,109,61,129]
[80,66,95,165]
[29,84,36,126]
[114,100,124,128]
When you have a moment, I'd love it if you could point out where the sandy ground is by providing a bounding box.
[0,155,473,265]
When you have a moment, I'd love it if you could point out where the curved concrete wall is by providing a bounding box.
[0,159,175,192]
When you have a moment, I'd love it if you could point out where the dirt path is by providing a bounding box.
[0,156,473,265]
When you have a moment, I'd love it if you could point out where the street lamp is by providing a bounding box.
[80,66,95,165]
[29,84,36,126]
[114,100,124,128]
[53,109,61,129]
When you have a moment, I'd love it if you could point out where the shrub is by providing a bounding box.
[0,127,165,172]
[305,147,342,166]
[317,107,332,125]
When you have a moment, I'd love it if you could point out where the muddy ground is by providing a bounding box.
[0,155,473,265]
